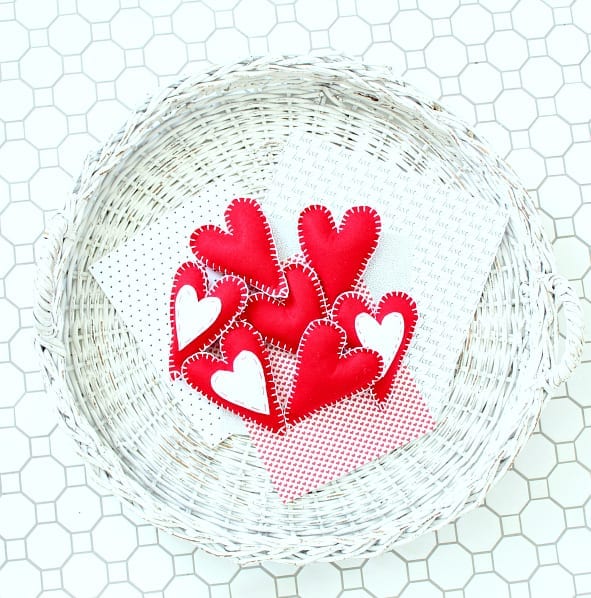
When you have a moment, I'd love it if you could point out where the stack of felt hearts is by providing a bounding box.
[169,197,435,502]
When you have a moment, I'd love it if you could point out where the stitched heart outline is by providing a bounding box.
[190,197,288,298]
[169,261,248,378]
[175,200,420,432]
[285,319,383,424]
[298,205,381,305]
[332,291,418,402]
[244,259,328,352]
[182,322,286,432]
[211,350,269,415]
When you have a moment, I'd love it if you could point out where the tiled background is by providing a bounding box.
[1,0,591,597]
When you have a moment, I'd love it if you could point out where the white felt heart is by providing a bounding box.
[175,285,222,350]
[210,350,270,415]
[355,311,404,372]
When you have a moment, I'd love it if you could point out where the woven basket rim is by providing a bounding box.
[34,55,584,563]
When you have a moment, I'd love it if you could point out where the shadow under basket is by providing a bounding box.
[34,55,584,563]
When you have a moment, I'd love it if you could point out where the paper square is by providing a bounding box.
[248,366,434,502]
[262,131,509,422]
[90,187,248,446]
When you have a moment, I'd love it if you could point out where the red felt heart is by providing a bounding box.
[243,261,328,352]
[298,205,381,305]
[182,323,286,432]
[286,319,383,424]
[169,261,248,378]
[332,291,418,402]
[190,198,287,298]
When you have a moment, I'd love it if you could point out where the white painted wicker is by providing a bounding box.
[35,55,584,563]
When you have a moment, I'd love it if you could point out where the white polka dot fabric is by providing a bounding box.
[90,186,248,446]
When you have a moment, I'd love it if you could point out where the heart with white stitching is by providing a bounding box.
[298,204,381,305]
[332,290,418,402]
[168,261,248,377]
[190,198,288,298]
[285,319,383,424]
[211,350,269,415]
[171,199,419,431]
[244,260,328,352]
[182,323,286,432]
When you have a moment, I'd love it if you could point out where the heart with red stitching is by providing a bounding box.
[190,198,288,298]
[182,322,286,432]
[169,261,248,378]
[298,205,381,305]
[332,291,418,402]
[285,319,383,424]
[243,260,328,352]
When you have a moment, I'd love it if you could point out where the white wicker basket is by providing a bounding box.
[35,55,584,563]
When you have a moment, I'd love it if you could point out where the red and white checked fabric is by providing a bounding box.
[247,363,435,503]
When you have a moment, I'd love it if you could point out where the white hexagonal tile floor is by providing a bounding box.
[0,1,590,597]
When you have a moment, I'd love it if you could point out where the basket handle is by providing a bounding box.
[542,274,584,390]
[34,212,68,354]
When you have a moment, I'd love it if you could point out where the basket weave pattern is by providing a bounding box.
[35,56,583,563]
